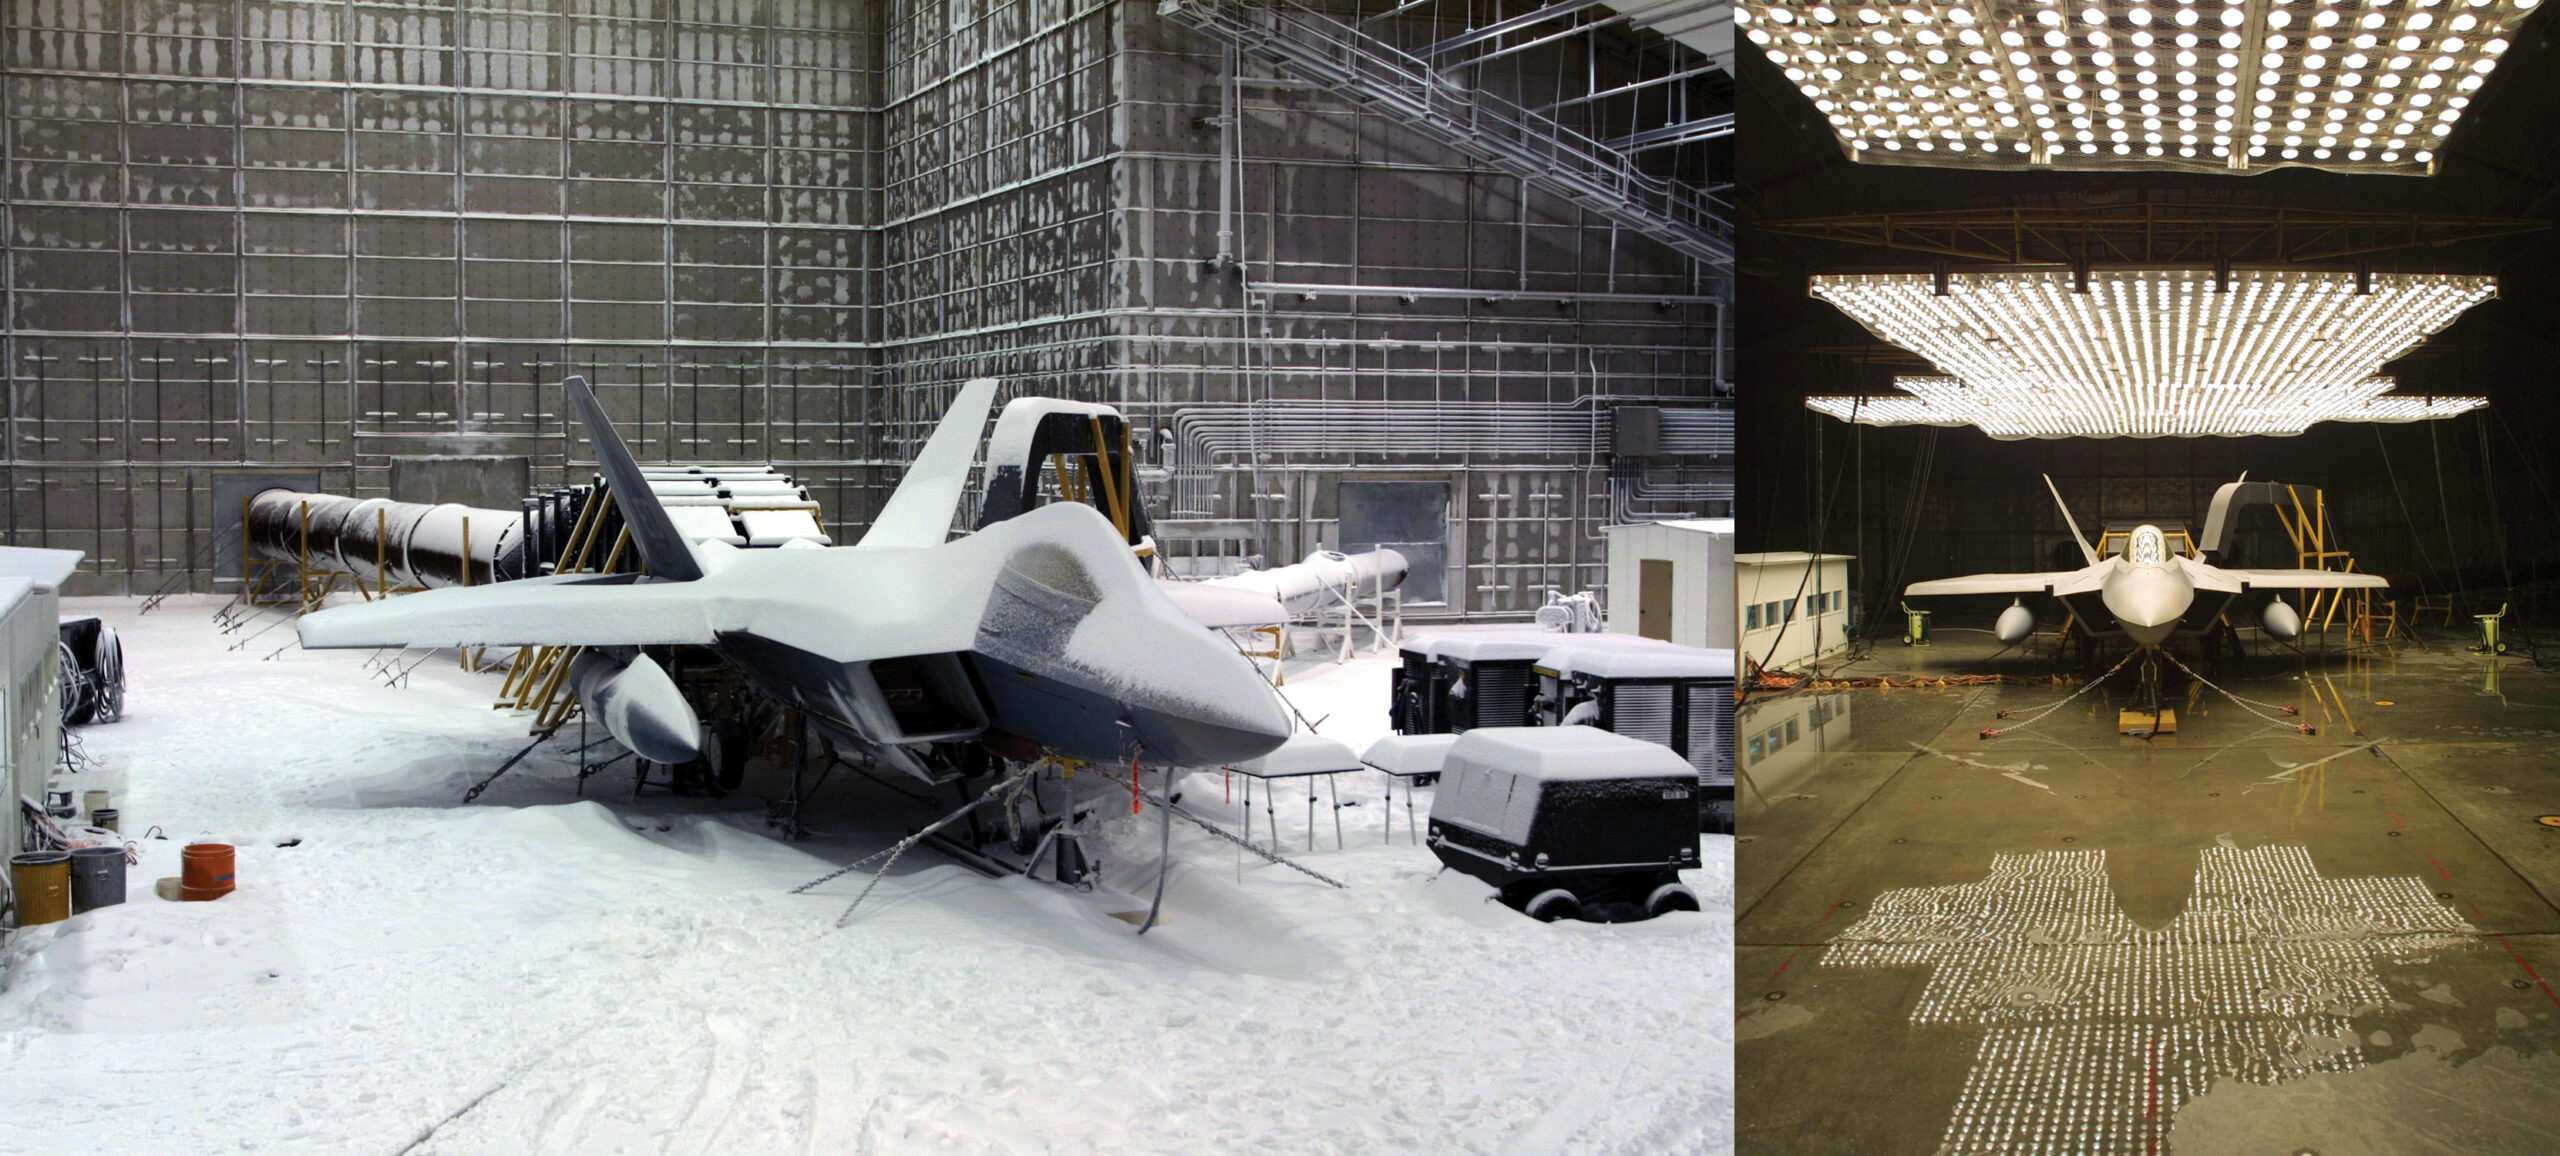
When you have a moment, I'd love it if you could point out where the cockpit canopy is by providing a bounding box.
[2125,524,2167,566]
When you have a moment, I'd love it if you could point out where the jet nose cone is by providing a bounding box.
[2102,564,2193,645]
[1133,707,1291,768]
[1135,655,1292,766]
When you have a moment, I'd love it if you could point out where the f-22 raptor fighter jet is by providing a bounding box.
[295,377,1295,785]
[1905,475,2387,650]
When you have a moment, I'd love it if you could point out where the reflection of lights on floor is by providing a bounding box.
[1823,846,2473,1151]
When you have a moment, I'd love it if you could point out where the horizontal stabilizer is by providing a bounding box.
[298,580,718,649]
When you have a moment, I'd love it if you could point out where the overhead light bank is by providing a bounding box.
[1807,374,2486,437]
[1802,268,2495,436]
[1741,0,2544,174]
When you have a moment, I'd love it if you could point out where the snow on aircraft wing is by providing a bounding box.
[297,579,719,649]
[2224,569,2389,590]
[1905,571,2086,596]
[856,377,1000,550]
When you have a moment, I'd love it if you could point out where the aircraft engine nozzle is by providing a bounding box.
[568,651,703,765]
[2262,597,2303,642]
[1996,600,2036,645]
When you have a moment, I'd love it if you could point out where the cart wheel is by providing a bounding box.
[2496,641,2511,655]
[1646,882,1701,917]
[1522,888,1581,923]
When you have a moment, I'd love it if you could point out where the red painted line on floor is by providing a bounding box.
[2398,817,2560,1011]
[1810,889,1853,932]
[1756,889,1856,990]
[2386,809,2404,828]
[2489,933,2560,1010]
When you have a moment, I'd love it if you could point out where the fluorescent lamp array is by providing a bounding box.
[1802,268,2494,436]
[1807,375,2486,437]
[1741,0,2543,174]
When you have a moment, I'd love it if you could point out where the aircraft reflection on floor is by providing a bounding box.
[1821,844,2477,1154]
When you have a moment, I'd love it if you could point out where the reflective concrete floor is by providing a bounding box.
[1736,633,2560,1155]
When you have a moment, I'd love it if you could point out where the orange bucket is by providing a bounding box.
[11,851,71,925]
[180,843,235,901]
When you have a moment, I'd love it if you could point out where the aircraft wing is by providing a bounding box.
[2221,568,2389,591]
[1906,571,2086,596]
[298,578,719,649]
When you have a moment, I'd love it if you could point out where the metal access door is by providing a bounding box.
[1639,558,1675,640]
[1339,481,1449,606]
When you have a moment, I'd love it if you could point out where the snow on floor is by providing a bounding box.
[0,600,1728,1155]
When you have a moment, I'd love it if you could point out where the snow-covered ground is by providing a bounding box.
[0,600,1728,1155]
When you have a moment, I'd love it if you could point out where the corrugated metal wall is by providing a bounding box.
[5,0,1727,613]
[3,0,884,589]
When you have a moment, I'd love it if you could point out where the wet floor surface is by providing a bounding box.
[1735,635,2560,1155]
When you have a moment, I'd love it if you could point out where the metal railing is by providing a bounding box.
[1157,0,1733,271]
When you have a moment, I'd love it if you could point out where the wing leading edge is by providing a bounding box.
[1906,570,2092,597]
[297,579,719,649]
[2221,568,2390,591]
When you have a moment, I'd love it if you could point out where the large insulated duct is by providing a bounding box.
[1200,548,1409,619]
[246,489,527,589]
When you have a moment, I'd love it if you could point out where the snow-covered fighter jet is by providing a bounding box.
[1905,475,2386,649]
[295,377,1294,783]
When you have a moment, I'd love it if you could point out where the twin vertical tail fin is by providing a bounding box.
[854,378,1001,550]
[2044,474,2100,566]
[566,375,705,582]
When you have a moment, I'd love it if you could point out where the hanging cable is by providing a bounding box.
[1748,394,1864,687]
[2372,425,2446,601]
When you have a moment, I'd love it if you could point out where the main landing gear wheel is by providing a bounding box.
[701,718,751,793]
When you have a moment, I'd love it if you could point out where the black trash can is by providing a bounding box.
[68,845,126,913]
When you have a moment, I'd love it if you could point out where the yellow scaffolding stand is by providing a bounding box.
[2271,484,2375,648]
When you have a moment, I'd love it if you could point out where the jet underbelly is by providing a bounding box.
[713,631,990,780]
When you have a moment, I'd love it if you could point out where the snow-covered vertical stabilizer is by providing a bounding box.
[566,375,703,582]
[856,378,1001,550]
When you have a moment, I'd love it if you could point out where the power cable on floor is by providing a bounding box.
[1978,651,2135,739]
[2155,650,2314,733]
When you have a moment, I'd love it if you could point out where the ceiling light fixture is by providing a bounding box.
[1801,268,2495,437]
[1741,0,2543,175]
[1808,375,2487,438]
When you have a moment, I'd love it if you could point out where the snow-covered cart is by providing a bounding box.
[1425,727,1702,922]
